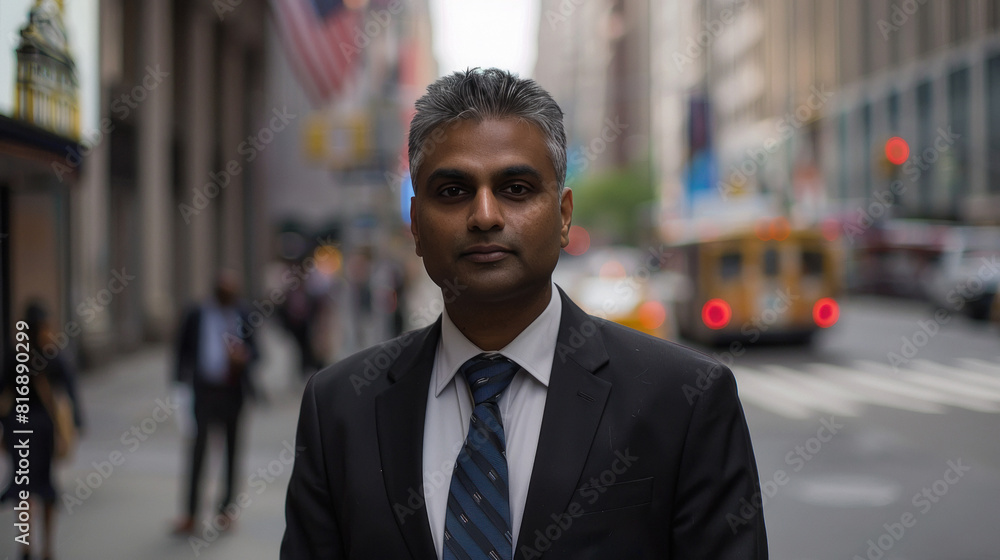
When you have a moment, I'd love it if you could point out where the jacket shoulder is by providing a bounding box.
[594,318,732,387]
[309,324,433,405]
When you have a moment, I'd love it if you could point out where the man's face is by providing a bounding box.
[410,118,573,304]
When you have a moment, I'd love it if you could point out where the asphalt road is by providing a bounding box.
[0,294,996,559]
[682,295,1000,560]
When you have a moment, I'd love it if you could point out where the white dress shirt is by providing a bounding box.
[423,282,561,559]
[197,302,238,384]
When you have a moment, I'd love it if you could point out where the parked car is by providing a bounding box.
[554,246,680,340]
[920,226,1000,321]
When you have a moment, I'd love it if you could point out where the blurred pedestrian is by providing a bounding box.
[171,270,259,535]
[278,266,323,379]
[0,301,85,560]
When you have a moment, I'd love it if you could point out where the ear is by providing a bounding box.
[410,196,422,257]
[559,188,573,248]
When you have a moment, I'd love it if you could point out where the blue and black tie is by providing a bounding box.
[443,354,520,560]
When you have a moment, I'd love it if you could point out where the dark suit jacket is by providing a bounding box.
[174,303,260,400]
[281,287,767,559]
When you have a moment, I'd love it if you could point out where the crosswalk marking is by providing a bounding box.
[803,364,945,414]
[958,358,1000,377]
[908,360,1000,400]
[853,360,1000,413]
[732,357,1000,419]
[927,359,1000,392]
[760,365,865,417]
[730,370,815,419]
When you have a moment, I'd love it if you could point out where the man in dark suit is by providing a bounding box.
[281,68,767,559]
[172,270,259,535]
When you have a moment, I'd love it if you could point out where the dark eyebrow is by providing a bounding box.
[493,165,542,183]
[423,165,543,188]
[425,168,475,186]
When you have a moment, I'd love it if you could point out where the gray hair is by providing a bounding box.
[408,68,567,193]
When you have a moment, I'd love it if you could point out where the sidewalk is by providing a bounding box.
[0,322,305,560]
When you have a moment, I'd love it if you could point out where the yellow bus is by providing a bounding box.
[670,224,843,345]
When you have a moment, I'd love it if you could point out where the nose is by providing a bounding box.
[467,187,504,231]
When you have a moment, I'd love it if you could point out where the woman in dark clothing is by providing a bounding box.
[1,303,84,560]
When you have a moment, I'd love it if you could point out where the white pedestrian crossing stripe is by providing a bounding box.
[732,357,1000,419]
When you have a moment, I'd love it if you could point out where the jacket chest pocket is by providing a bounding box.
[572,476,653,516]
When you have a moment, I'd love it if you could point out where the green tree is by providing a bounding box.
[569,161,654,245]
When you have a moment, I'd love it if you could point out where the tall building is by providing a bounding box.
[823,0,1000,224]
[0,0,275,366]
[534,0,619,176]
[652,0,1000,242]
[14,0,81,140]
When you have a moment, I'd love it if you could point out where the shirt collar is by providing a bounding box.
[434,281,561,396]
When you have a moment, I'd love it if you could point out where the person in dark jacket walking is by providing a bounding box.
[171,270,259,536]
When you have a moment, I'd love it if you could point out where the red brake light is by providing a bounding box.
[702,299,732,330]
[813,297,839,328]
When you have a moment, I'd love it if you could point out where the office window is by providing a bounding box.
[888,91,900,131]
[918,3,934,55]
[916,81,933,216]
[988,55,1000,193]
[860,1,871,76]
[949,67,970,215]
[861,103,872,199]
[950,0,970,44]
[838,112,849,201]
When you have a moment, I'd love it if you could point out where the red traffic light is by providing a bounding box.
[885,137,909,165]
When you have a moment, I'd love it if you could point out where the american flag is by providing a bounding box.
[270,0,364,105]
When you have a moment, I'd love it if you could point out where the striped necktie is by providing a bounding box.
[443,354,520,560]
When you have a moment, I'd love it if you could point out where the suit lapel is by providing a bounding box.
[516,287,611,559]
[376,319,441,560]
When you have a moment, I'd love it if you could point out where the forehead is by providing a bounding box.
[417,118,555,184]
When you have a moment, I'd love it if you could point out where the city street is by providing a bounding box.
[712,295,1000,560]
[0,295,997,559]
